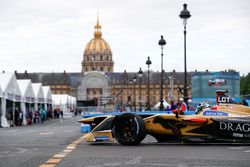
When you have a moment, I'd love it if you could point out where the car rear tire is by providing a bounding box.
[112,113,146,145]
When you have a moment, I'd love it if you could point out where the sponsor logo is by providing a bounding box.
[218,96,230,103]
[95,136,110,141]
[203,111,228,116]
[232,133,243,138]
[219,122,250,133]
[244,134,250,138]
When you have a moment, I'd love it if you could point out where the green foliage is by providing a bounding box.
[240,73,250,95]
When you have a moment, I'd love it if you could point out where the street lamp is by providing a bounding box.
[146,56,152,111]
[129,79,133,111]
[122,70,128,111]
[179,3,191,104]
[133,74,137,112]
[138,67,143,111]
[158,35,166,111]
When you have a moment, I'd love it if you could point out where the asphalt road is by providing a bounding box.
[0,116,250,167]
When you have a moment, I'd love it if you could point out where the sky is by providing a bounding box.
[0,0,249,76]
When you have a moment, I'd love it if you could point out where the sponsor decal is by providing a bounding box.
[7,93,14,100]
[232,133,243,138]
[217,96,230,103]
[219,122,250,133]
[31,97,35,102]
[203,111,228,116]
[95,136,109,141]
[244,134,250,138]
[15,95,21,101]
[38,98,44,103]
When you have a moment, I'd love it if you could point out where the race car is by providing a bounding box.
[79,91,250,145]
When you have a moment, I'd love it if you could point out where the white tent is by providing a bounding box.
[17,79,35,125]
[42,86,52,111]
[68,95,76,112]
[154,99,170,110]
[52,94,70,112]
[32,83,45,111]
[0,73,22,127]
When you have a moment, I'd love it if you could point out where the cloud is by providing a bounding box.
[0,0,249,75]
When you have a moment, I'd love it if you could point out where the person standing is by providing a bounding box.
[60,110,64,121]
[178,98,187,114]
[172,98,187,117]
[9,109,13,127]
[18,110,23,126]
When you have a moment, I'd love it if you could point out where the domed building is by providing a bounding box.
[16,17,196,112]
[81,18,114,73]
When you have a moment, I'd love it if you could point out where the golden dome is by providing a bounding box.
[84,19,112,54]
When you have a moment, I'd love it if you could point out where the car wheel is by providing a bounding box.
[112,113,146,145]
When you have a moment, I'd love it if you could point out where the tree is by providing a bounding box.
[240,73,250,95]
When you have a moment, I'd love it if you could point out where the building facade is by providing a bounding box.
[16,70,192,110]
[18,18,244,111]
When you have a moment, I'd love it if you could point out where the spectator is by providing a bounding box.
[60,110,64,121]
[34,111,40,124]
[187,99,195,111]
[8,109,14,127]
[172,98,187,117]
[170,100,177,111]
[18,110,23,126]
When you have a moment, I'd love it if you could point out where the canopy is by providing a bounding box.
[154,99,170,109]
[32,83,45,103]
[42,86,52,104]
[17,79,35,103]
[0,73,22,101]
[52,94,69,106]
[52,94,74,112]
[67,95,76,110]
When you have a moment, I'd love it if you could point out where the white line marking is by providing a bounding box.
[228,147,243,150]
[39,132,53,135]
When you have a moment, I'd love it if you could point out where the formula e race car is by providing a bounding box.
[79,91,250,145]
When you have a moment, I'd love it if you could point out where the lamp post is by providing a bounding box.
[158,35,166,111]
[133,74,137,112]
[122,70,127,111]
[146,56,152,110]
[138,67,143,111]
[179,3,191,104]
[129,79,133,111]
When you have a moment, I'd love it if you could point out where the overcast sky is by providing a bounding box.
[0,0,249,75]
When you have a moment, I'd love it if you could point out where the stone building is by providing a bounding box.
[16,19,192,111]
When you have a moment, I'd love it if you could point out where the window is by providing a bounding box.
[100,55,103,61]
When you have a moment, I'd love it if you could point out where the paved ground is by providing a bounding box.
[0,116,250,167]
[58,138,250,167]
[0,116,80,167]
